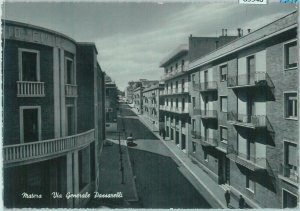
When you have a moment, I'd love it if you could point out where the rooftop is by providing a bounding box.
[188,11,297,71]
[159,44,188,67]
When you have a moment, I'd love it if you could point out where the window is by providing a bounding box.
[284,41,298,69]
[192,142,196,153]
[106,89,109,96]
[204,151,208,162]
[220,64,227,81]
[20,106,41,143]
[192,74,196,86]
[192,97,196,108]
[246,173,254,192]
[283,189,298,208]
[220,96,228,112]
[182,79,185,92]
[19,49,40,81]
[66,58,75,84]
[181,60,185,71]
[284,92,298,119]
[192,119,195,131]
[182,98,185,111]
[175,63,178,70]
[220,126,228,144]
[176,98,178,108]
[284,141,298,180]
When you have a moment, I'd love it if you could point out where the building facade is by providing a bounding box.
[142,83,165,131]
[160,35,237,153]
[105,74,118,132]
[2,20,106,208]
[188,11,298,208]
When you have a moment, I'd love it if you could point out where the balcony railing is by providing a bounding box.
[279,164,299,185]
[200,136,218,147]
[174,107,188,114]
[227,112,267,128]
[65,84,78,97]
[201,110,218,119]
[193,81,218,92]
[227,149,266,171]
[227,72,274,88]
[17,81,45,97]
[3,129,95,167]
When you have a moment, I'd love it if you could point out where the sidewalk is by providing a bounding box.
[95,139,138,207]
[130,107,240,209]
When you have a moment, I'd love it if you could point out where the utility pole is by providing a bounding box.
[118,131,125,184]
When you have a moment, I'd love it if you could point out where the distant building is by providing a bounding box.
[187,11,298,208]
[105,74,118,132]
[159,34,237,153]
[142,83,164,131]
[2,20,106,208]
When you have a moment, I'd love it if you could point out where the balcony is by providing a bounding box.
[65,84,78,97]
[3,129,95,168]
[200,110,218,119]
[200,136,218,147]
[174,107,189,114]
[227,72,274,89]
[17,81,45,97]
[227,112,267,129]
[227,150,266,171]
[278,164,299,186]
[160,88,189,96]
[193,81,218,92]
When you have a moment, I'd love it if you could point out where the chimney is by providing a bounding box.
[247,29,251,33]
[225,29,227,36]
[190,34,193,38]
[215,40,219,49]
[237,28,242,37]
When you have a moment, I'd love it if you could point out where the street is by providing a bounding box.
[117,103,211,208]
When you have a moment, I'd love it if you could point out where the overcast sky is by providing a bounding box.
[2,1,296,90]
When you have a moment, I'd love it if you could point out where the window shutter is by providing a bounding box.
[288,143,297,167]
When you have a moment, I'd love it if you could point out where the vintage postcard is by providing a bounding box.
[1,0,299,209]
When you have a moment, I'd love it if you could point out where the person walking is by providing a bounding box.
[239,195,245,209]
[225,190,230,208]
[162,129,166,140]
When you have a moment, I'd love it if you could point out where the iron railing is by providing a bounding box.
[227,112,267,128]
[227,72,273,88]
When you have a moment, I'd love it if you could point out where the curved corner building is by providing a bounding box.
[2,20,106,208]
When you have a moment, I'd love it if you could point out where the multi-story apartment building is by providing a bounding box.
[132,79,159,114]
[133,84,143,114]
[188,11,298,208]
[142,83,165,131]
[160,34,237,153]
[2,20,106,208]
[105,74,118,132]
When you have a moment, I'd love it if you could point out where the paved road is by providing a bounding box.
[117,103,211,208]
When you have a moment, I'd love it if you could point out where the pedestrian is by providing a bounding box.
[225,190,230,208]
[239,195,245,209]
[162,129,166,140]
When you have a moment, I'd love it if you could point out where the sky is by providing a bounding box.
[2,1,297,90]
